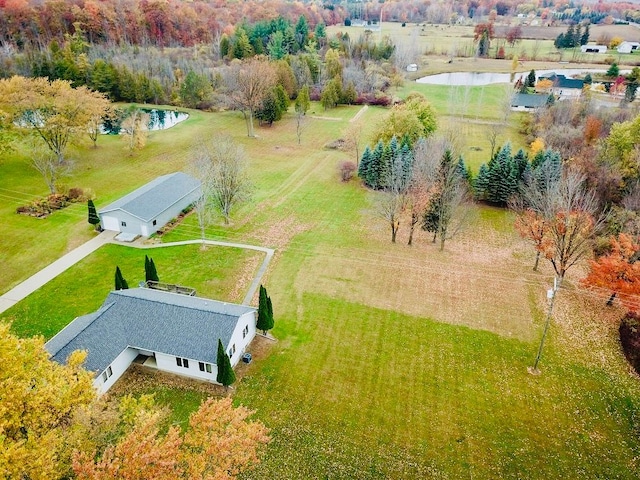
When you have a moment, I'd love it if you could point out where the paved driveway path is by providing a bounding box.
[0,230,115,314]
[0,233,274,315]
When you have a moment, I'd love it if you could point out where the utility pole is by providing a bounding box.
[528,276,558,375]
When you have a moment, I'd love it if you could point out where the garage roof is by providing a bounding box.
[98,172,201,222]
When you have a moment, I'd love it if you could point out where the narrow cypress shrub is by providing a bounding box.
[216,338,236,388]
[87,199,100,230]
[115,266,128,290]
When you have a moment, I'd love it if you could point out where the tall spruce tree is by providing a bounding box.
[256,284,274,335]
[115,266,128,290]
[216,338,236,388]
[87,199,100,230]
[358,146,373,186]
[474,163,491,200]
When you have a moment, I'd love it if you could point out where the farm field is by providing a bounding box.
[2,78,640,478]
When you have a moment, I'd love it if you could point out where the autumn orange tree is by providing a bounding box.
[73,397,270,480]
[582,233,640,308]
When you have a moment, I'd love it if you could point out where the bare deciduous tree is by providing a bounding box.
[224,57,276,138]
[121,108,149,154]
[192,135,251,226]
[29,141,74,194]
[515,168,606,284]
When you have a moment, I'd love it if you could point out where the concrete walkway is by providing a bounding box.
[124,239,274,305]
[0,234,274,315]
[0,230,116,314]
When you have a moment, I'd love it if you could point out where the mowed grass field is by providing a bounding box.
[2,89,640,478]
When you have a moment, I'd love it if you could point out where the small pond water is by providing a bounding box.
[102,108,189,134]
[416,68,622,86]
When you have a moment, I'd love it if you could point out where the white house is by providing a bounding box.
[98,172,201,237]
[581,44,607,53]
[539,73,584,99]
[618,41,640,54]
[45,288,257,394]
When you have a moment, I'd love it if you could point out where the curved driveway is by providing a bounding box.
[0,232,274,314]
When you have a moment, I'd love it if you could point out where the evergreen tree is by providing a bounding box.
[565,25,576,47]
[379,141,393,190]
[581,24,590,45]
[358,146,373,186]
[584,73,593,85]
[220,34,231,58]
[606,63,619,78]
[474,163,490,200]
[115,266,128,290]
[295,15,309,50]
[87,199,100,230]
[400,143,414,186]
[422,192,441,243]
[233,28,254,59]
[526,69,536,88]
[554,33,565,49]
[256,285,274,334]
[314,23,327,46]
[369,140,385,189]
[456,156,472,183]
[145,255,159,282]
[216,338,236,388]
[267,30,285,60]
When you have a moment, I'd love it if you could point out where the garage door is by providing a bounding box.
[101,215,120,232]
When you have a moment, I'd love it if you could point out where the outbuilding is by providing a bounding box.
[98,172,201,237]
[580,44,608,54]
[45,288,257,394]
[618,41,640,54]
[510,93,549,111]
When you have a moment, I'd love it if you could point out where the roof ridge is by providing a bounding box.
[112,289,253,316]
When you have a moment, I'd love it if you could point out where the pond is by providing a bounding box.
[101,108,189,134]
[416,68,620,86]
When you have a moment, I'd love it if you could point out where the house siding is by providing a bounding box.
[94,347,138,394]
[155,351,219,382]
[227,311,257,366]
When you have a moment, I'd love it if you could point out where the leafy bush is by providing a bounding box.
[339,161,357,182]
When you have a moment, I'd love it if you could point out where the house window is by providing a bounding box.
[102,366,113,382]
[229,344,236,357]
[199,362,213,373]
[176,357,189,368]
[121,221,127,227]
[153,220,157,226]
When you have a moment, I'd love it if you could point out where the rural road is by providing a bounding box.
[0,233,274,315]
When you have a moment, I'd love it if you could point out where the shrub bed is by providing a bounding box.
[16,188,88,218]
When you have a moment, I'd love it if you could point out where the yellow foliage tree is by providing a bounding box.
[535,78,553,93]
[609,36,624,49]
[0,76,109,192]
[530,137,545,156]
[0,323,95,480]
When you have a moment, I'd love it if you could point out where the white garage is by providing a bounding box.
[98,172,201,237]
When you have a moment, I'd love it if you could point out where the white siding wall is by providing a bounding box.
[155,352,218,382]
[227,311,257,367]
[94,347,138,394]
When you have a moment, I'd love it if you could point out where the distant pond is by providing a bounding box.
[102,108,189,134]
[416,68,617,86]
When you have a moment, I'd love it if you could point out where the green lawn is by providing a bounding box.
[2,243,261,339]
[3,90,640,479]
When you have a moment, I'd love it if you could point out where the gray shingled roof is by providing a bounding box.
[98,172,201,222]
[511,93,548,108]
[539,73,584,90]
[45,288,255,374]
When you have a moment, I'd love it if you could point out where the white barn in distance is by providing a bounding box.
[98,172,201,237]
[45,288,257,394]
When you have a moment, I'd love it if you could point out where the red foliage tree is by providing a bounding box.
[582,233,640,309]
